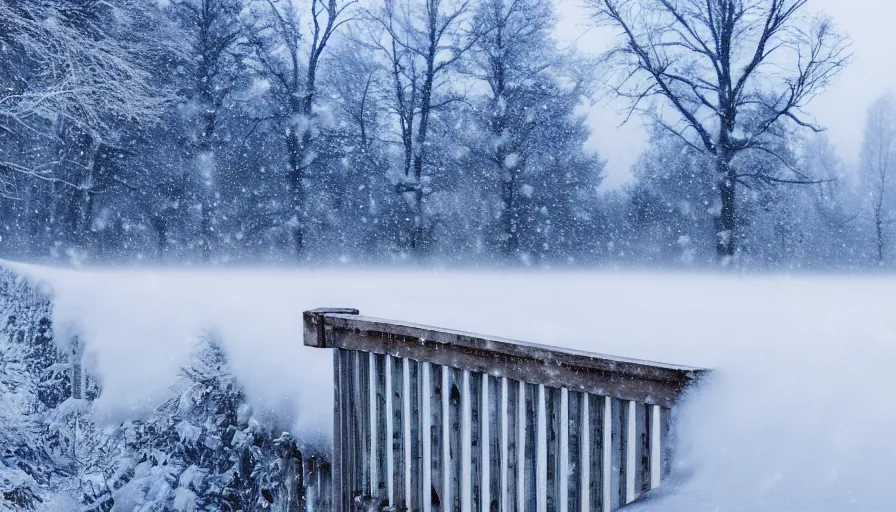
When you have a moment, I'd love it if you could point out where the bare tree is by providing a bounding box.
[860,91,896,264]
[245,0,356,258]
[586,0,851,260]
[367,0,476,251]
[470,0,597,256]
[0,0,174,259]
[171,0,245,261]
[0,1,168,144]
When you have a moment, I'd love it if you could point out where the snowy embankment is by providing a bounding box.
[4,261,896,511]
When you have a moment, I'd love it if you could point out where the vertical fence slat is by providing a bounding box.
[625,400,637,504]
[661,406,673,480]
[431,364,444,511]
[488,376,501,512]
[481,374,491,512]
[588,395,603,512]
[613,398,626,510]
[403,358,413,510]
[650,404,660,491]
[537,384,547,512]
[638,403,650,495]
[422,362,433,512]
[411,360,422,511]
[332,350,344,512]
[470,372,482,512]
[369,352,378,499]
[440,366,454,511]
[602,397,612,512]
[506,380,519,512]
[442,367,452,512]
[566,390,580,512]
[461,369,473,512]
[519,381,528,512]
[343,350,354,512]
[500,378,510,512]
[393,357,406,509]
[345,351,355,508]
[376,354,388,503]
[450,368,463,512]
[354,351,368,501]
[384,355,394,507]
[546,387,560,512]
[580,394,590,512]
[560,388,570,512]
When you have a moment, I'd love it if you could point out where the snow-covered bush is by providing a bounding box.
[98,337,304,511]
[0,268,69,510]
[0,268,321,511]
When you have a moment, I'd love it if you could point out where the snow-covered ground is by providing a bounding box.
[5,261,896,511]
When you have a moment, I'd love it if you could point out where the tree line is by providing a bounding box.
[2,0,894,268]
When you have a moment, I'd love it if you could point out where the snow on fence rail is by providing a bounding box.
[303,308,708,512]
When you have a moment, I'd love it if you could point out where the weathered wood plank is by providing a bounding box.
[384,355,395,507]
[480,374,491,512]
[302,308,360,348]
[441,366,452,512]
[523,383,537,512]
[358,351,371,498]
[345,351,357,507]
[566,389,580,512]
[405,358,421,511]
[449,367,463,512]
[559,387,570,512]
[308,313,706,408]
[487,376,500,512]
[626,400,637,504]
[637,402,649,495]
[601,397,613,512]
[650,404,661,491]
[391,356,406,509]
[536,384,547,512]
[470,372,482,512]
[368,352,379,499]
[612,398,626,510]
[500,378,511,512]
[461,369,473,512]
[431,364,444,512]
[545,387,560,512]
[333,350,344,512]
[422,362,433,512]
[375,354,388,503]
[579,393,590,512]
[352,351,368,502]
[343,349,355,512]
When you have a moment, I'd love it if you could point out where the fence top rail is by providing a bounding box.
[303,308,708,407]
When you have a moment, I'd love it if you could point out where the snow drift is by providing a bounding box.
[3,261,895,511]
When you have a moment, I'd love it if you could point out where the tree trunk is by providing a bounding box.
[716,154,737,260]
[500,171,520,255]
[875,210,885,264]
[286,122,306,259]
[196,61,218,262]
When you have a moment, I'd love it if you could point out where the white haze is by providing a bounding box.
[5,261,896,510]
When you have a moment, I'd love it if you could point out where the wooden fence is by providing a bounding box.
[304,308,707,512]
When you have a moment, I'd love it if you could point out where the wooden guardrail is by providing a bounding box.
[303,308,707,512]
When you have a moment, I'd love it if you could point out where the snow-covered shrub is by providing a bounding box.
[1,268,320,511]
[0,268,72,510]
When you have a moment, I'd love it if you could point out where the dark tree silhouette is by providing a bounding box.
[587,0,851,260]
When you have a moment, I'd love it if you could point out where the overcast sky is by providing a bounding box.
[555,0,896,188]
